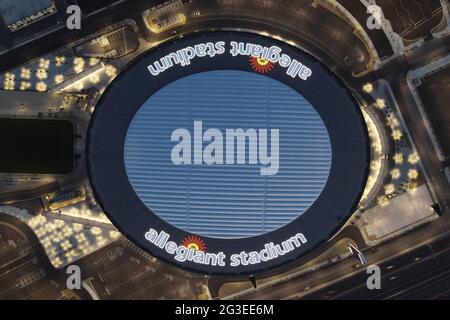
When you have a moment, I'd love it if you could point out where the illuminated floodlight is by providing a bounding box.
[21,68,31,79]
[408,152,420,164]
[54,74,64,84]
[4,80,15,90]
[36,69,48,80]
[390,168,401,180]
[74,57,85,74]
[109,230,120,238]
[61,240,72,250]
[90,227,102,235]
[20,81,31,90]
[72,82,84,91]
[89,57,100,66]
[73,223,83,232]
[363,83,374,93]
[393,153,403,164]
[375,98,386,109]
[39,58,51,69]
[105,64,117,78]
[408,169,419,180]
[89,73,101,84]
[384,184,395,194]
[36,81,47,92]
[392,129,403,140]
[4,72,15,80]
[55,56,66,67]
[3,72,16,90]
[388,116,400,128]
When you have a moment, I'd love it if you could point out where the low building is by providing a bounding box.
[0,0,57,31]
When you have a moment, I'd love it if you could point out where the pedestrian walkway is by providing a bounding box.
[360,184,437,244]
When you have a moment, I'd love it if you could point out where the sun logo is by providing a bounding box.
[249,57,275,74]
[181,235,206,252]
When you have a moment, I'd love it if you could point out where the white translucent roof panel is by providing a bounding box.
[124,70,332,238]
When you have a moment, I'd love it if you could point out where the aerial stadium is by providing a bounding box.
[87,31,370,275]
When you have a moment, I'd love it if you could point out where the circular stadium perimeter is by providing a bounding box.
[87,31,370,275]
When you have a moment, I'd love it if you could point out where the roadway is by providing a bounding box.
[303,231,450,299]
[0,0,372,83]
[150,0,372,78]
[208,225,368,298]
[0,181,59,204]
[0,213,90,299]
[390,78,449,209]
[380,36,450,211]
[355,35,450,212]
[233,214,450,299]
[71,238,199,300]
[0,0,161,72]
